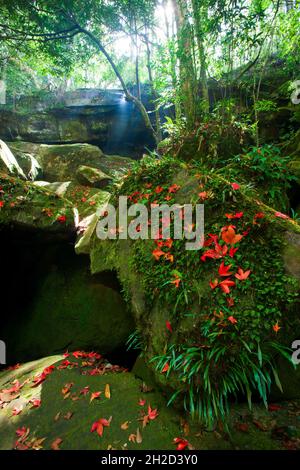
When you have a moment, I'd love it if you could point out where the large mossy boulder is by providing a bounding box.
[76,165,112,189]
[7,141,134,182]
[1,355,300,450]
[36,143,105,182]
[84,156,300,425]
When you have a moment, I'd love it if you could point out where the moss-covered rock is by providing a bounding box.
[84,156,300,425]
[37,143,105,182]
[76,165,112,189]
[0,172,75,236]
[1,355,300,450]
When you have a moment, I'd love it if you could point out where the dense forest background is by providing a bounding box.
[0,0,299,143]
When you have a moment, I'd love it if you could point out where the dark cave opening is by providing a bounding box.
[0,228,138,370]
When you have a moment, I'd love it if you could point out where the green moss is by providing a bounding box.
[1,355,299,450]
[88,155,300,425]
[0,172,74,233]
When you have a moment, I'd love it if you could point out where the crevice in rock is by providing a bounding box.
[0,228,135,366]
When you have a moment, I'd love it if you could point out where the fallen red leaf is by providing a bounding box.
[91,418,111,437]
[51,438,63,450]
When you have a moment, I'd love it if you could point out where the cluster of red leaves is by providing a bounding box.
[32,365,55,387]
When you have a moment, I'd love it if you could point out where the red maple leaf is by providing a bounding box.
[228,316,237,324]
[218,261,233,277]
[147,405,159,420]
[235,268,251,280]
[173,437,190,450]
[152,248,165,261]
[90,418,111,437]
[225,212,243,219]
[221,226,243,245]
[219,279,235,294]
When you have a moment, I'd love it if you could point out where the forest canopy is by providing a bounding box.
[0,0,299,140]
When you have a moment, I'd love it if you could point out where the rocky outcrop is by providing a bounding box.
[0,172,76,236]
[76,165,112,189]
[1,354,300,450]
[83,159,300,424]
[7,141,133,182]
[0,91,155,156]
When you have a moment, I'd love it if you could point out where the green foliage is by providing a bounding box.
[254,100,277,113]
[218,144,296,211]
[108,154,299,427]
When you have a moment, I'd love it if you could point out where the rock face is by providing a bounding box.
[0,172,75,236]
[7,141,133,182]
[76,165,112,188]
[0,241,134,364]
[84,159,300,424]
[0,89,156,156]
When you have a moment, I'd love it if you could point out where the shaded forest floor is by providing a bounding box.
[1,354,300,451]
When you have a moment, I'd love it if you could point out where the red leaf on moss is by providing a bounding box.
[162,363,170,374]
[231,183,240,190]
[218,261,233,277]
[168,184,180,193]
[29,399,41,408]
[209,279,219,289]
[147,405,159,420]
[155,186,164,194]
[57,215,66,224]
[198,191,208,200]
[90,391,101,403]
[91,418,111,437]
[219,279,235,294]
[152,248,165,261]
[51,438,63,450]
[166,321,172,333]
[229,247,238,258]
[173,437,190,450]
[221,226,243,245]
[275,211,289,220]
[225,212,243,219]
[228,316,237,324]
[268,404,282,412]
[235,268,251,280]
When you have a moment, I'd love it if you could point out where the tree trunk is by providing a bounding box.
[78,26,158,145]
[171,0,197,128]
[191,0,209,113]
[145,31,162,142]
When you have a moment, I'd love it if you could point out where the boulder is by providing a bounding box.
[1,355,300,450]
[4,141,134,182]
[36,143,104,182]
[85,159,300,425]
[76,165,112,189]
[0,172,75,236]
